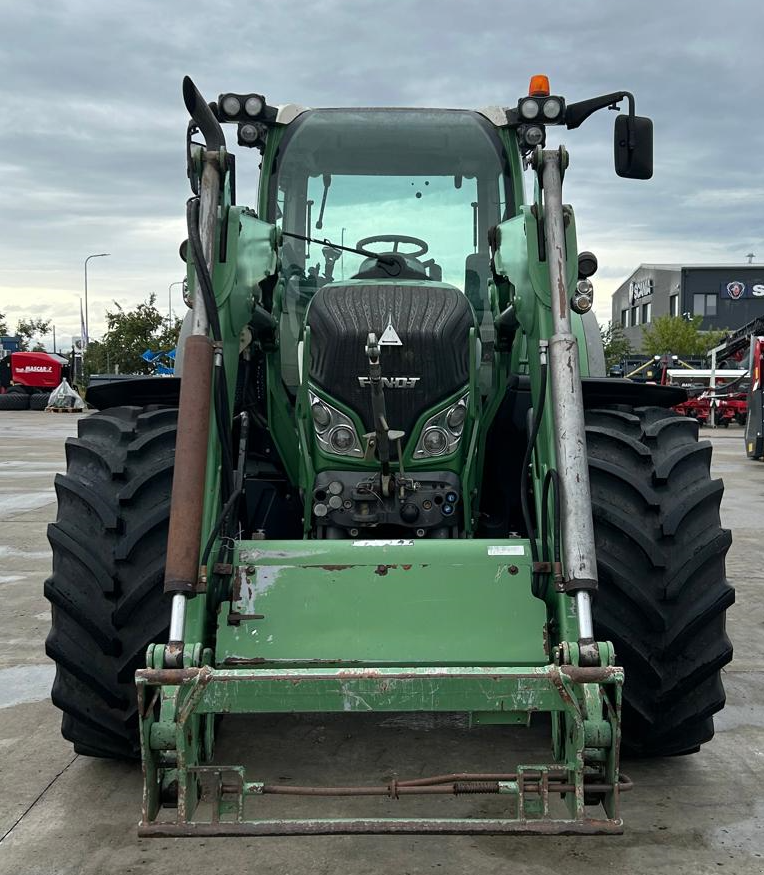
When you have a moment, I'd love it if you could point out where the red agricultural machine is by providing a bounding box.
[0,350,71,409]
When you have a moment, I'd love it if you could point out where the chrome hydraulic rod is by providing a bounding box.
[536,147,597,646]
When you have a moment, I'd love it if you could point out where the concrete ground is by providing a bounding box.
[0,409,761,874]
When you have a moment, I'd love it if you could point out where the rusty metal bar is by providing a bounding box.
[138,818,624,837]
[216,773,632,798]
[136,664,622,686]
[163,333,214,597]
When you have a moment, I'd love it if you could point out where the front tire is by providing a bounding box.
[45,406,176,758]
[586,406,734,756]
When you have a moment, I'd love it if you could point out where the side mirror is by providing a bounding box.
[614,114,653,179]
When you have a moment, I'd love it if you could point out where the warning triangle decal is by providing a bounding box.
[379,318,403,346]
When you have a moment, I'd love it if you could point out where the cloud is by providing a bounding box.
[1,0,763,340]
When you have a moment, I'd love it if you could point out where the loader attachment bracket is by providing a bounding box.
[137,660,625,836]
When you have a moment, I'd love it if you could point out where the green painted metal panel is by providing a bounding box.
[215,539,548,667]
[148,665,586,714]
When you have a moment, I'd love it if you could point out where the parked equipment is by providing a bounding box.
[705,316,764,456]
[44,77,733,836]
[0,350,70,392]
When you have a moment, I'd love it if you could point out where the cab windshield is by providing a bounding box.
[268,108,514,387]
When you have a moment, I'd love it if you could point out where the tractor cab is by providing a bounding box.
[269,107,516,384]
[265,108,518,537]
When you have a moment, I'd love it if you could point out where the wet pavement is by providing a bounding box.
[0,410,762,873]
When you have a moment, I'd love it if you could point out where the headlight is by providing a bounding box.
[239,122,262,144]
[422,428,448,455]
[446,403,467,429]
[542,97,562,120]
[413,393,469,459]
[519,98,540,120]
[330,426,355,452]
[311,401,331,429]
[220,94,242,117]
[523,125,545,147]
[244,95,264,117]
[309,390,363,458]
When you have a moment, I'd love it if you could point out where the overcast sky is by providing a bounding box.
[1,0,762,349]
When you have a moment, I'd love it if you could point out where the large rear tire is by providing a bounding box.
[586,405,734,756]
[45,406,176,758]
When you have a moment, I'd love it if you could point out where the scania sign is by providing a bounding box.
[718,280,764,300]
[629,278,653,304]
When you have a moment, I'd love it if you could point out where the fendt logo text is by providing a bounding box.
[357,376,421,389]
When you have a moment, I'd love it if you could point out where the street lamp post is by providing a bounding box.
[84,253,110,346]
[168,281,184,324]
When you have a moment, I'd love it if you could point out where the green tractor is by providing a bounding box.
[45,76,733,835]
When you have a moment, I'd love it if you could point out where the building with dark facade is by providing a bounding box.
[611,264,764,352]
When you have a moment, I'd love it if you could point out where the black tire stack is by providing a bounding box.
[0,388,30,409]
[45,406,177,758]
[30,392,51,410]
[586,405,734,756]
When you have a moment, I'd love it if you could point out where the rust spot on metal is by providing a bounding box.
[165,641,185,668]
[212,562,233,576]
[401,564,412,571]
[508,565,519,575]
[375,564,389,576]
[557,258,567,317]
[227,611,265,626]
[222,657,268,666]
[337,669,382,679]
[312,564,353,572]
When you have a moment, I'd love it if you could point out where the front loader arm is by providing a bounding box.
[491,148,599,662]
[163,77,279,669]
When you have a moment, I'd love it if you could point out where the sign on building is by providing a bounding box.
[719,280,764,300]
[629,278,653,304]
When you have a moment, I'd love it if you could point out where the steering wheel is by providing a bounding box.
[356,234,429,259]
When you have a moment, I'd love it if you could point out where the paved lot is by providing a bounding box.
[0,409,761,874]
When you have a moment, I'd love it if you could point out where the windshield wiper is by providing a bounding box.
[282,231,395,266]
[315,173,331,229]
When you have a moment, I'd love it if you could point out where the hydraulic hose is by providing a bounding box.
[538,468,561,599]
[186,197,235,501]
[519,355,548,593]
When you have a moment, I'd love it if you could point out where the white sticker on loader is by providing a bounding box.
[487,545,525,556]
[352,539,413,547]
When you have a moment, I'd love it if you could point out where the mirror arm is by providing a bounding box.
[565,90,635,133]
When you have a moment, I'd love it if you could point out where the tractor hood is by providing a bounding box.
[306,281,476,438]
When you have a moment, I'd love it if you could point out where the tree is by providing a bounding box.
[16,318,52,351]
[600,320,633,370]
[83,295,182,377]
[0,313,7,335]
[641,315,728,358]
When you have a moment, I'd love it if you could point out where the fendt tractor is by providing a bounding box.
[44,76,734,835]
